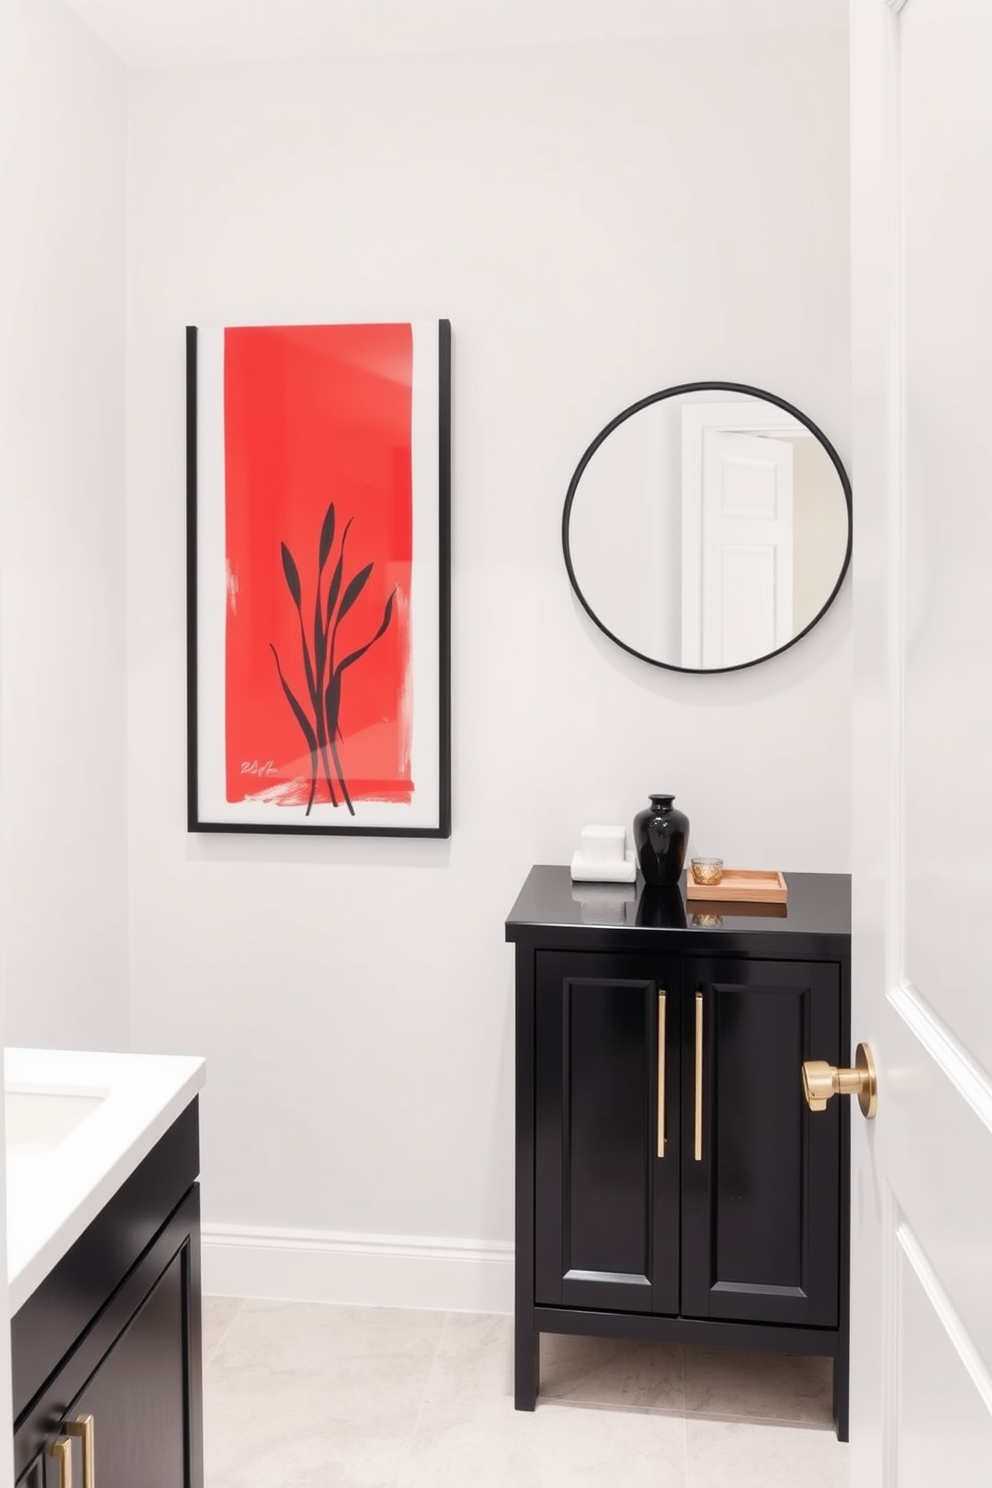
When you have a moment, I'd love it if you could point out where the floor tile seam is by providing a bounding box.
[539,1396,688,1419]
[394,1306,450,1485]
[684,1406,834,1423]
[536,1398,833,1431]
[202,1297,247,1367]
[683,1408,841,1433]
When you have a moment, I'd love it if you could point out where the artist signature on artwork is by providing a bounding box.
[240,759,279,778]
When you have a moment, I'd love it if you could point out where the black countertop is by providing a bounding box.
[505,865,850,959]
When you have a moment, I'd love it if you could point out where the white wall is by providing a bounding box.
[567,399,679,662]
[126,30,851,1300]
[0,0,129,1051]
[792,433,848,632]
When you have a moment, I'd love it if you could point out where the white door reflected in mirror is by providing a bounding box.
[563,384,851,673]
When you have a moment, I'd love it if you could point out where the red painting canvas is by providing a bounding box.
[188,320,450,837]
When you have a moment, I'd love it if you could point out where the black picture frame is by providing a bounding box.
[186,320,451,836]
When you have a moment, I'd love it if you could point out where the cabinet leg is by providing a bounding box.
[514,1323,539,1410]
[833,1347,849,1442]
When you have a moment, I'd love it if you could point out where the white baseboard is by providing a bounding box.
[201,1223,514,1314]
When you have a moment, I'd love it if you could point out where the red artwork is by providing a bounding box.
[222,324,414,813]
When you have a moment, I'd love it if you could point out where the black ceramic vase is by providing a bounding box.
[632,793,689,887]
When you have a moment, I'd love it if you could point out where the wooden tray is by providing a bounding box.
[686,868,787,903]
[689,898,788,920]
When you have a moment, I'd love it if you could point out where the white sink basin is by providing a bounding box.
[5,1047,205,1314]
[5,1088,106,1155]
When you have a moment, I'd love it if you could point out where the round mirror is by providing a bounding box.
[562,382,851,673]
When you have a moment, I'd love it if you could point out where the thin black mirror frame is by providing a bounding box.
[561,381,853,675]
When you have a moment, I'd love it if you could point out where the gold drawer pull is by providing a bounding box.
[66,1414,96,1488]
[694,991,704,1161]
[50,1438,73,1488]
[657,991,667,1158]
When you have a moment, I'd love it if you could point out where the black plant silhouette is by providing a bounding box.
[270,501,396,815]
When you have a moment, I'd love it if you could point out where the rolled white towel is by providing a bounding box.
[577,825,626,864]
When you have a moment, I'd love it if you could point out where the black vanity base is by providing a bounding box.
[506,867,852,1444]
[515,1308,849,1442]
[13,1100,203,1488]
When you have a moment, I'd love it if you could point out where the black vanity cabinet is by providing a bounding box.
[12,1101,203,1488]
[507,868,851,1440]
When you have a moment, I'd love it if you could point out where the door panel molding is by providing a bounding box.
[881,1184,900,1488]
[896,1220,992,1417]
[852,0,992,1476]
[890,982,992,1136]
[561,974,654,1292]
[533,953,682,1316]
[681,961,841,1327]
[897,0,992,1077]
[886,0,908,991]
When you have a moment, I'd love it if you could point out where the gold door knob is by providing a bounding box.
[802,1042,877,1119]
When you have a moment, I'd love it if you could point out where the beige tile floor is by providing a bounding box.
[202,1296,850,1488]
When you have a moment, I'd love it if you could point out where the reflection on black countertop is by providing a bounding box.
[636,885,687,929]
[506,865,850,953]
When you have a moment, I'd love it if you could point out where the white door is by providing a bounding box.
[850,1,992,1484]
[684,429,794,667]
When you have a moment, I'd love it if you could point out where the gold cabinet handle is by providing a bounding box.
[66,1414,96,1488]
[656,991,666,1157]
[50,1438,73,1488]
[803,1043,878,1119]
[694,991,704,1161]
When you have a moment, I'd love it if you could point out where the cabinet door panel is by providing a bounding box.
[535,952,681,1314]
[67,1247,192,1488]
[17,1456,44,1488]
[681,958,841,1326]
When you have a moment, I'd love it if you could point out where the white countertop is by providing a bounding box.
[5,1047,206,1314]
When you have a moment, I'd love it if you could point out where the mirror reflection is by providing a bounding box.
[563,384,851,673]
